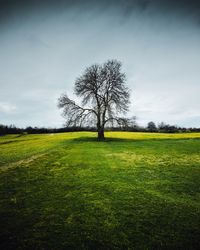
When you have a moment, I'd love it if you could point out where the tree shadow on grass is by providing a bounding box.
[72,136,130,143]
[71,136,200,143]
[72,136,200,143]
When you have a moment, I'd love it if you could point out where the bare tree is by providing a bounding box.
[147,121,157,132]
[58,59,131,140]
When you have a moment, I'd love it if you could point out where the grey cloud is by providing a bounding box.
[0,0,199,128]
[1,0,200,27]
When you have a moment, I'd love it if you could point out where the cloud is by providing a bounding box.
[1,0,200,27]
[0,102,17,114]
[0,0,199,128]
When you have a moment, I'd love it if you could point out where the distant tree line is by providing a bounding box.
[145,121,200,133]
[0,124,96,135]
[0,121,200,135]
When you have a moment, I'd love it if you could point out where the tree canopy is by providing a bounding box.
[58,59,131,140]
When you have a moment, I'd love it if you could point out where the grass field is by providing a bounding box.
[0,132,200,249]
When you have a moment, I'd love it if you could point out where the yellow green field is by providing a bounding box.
[0,132,200,249]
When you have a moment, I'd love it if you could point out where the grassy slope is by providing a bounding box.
[0,132,200,249]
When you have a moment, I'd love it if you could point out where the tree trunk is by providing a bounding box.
[97,113,105,141]
[98,127,105,141]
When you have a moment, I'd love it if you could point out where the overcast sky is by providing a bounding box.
[0,0,200,128]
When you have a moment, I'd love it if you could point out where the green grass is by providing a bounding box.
[0,132,200,249]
